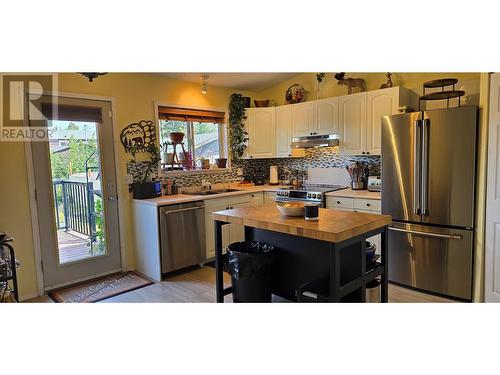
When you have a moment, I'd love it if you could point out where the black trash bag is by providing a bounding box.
[227,241,276,302]
[227,241,275,280]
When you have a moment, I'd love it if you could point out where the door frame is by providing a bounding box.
[24,91,125,296]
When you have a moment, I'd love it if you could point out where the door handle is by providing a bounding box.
[413,119,422,215]
[164,206,204,215]
[389,227,462,240]
[421,118,430,216]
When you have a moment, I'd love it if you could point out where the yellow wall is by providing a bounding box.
[259,72,481,105]
[0,73,258,300]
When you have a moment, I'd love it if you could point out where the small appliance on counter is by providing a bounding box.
[253,170,266,186]
[269,166,279,185]
[367,176,381,192]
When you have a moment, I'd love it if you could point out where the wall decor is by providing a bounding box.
[120,120,156,153]
[334,73,366,94]
[315,73,326,99]
[285,84,306,104]
[380,73,394,89]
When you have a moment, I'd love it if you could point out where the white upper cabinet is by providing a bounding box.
[291,101,315,137]
[314,97,339,136]
[245,107,276,158]
[339,92,367,155]
[366,87,400,155]
[339,87,417,155]
[275,105,292,157]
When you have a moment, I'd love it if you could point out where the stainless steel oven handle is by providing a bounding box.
[421,118,430,216]
[164,206,204,215]
[413,119,421,215]
[389,226,462,240]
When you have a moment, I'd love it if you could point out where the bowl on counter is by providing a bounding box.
[276,202,305,217]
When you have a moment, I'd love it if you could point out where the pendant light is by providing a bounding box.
[201,75,209,94]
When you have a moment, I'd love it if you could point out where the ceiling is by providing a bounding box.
[163,73,298,92]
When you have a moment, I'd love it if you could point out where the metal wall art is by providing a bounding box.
[120,120,156,153]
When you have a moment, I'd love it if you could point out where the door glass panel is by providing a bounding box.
[48,120,106,264]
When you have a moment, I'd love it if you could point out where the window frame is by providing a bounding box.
[154,102,228,174]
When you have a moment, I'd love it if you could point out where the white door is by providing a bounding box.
[486,73,500,302]
[291,101,314,137]
[339,92,367,155]
[366,87,399,155]
[314,97,339,136]
[247,108,276,158]
[275,105,292,157]
[29,96,121,290]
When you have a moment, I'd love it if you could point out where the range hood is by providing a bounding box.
[291,134,339,148]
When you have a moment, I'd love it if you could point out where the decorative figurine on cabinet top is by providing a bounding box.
[380,73,394,89]
[334,73,366,94]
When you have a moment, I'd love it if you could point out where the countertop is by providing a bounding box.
[213,205,391,243]
[132,184,288,207]
[325,188,381,200]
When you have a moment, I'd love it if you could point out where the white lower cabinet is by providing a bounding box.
[205,193,264,259]
[264,191,276,204]
[326,196,382,254]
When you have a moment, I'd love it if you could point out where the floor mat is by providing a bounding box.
[48,271,154,303]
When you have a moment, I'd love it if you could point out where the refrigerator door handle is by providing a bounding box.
[413,119,422,215]
[421,118,430,216]
[389,226,462,240]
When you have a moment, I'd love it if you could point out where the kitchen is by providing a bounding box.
[3,2,499,374]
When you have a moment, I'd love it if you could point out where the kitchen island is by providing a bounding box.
[213,205,391,302]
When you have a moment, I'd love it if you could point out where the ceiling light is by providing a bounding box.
[201,75,209,94]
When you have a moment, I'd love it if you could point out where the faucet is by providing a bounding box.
[201,179,212,191]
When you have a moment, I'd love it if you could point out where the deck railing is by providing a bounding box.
[53,180,97,238]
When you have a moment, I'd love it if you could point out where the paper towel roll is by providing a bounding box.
[270,165,278,185]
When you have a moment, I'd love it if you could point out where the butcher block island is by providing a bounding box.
[213,205,391,303]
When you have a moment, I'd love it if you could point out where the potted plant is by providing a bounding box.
[130,143,162,199]
[228,93,248,162]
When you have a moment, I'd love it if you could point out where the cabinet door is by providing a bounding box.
[291,101,314,137]
[249,192,264,206]
[366,87,399,155]
[314,97,339,136]
[205,198,230,259]
[275,105,292,157]
[264,191,276,204]
[339,92,367,155]
[354,208,381,255]
[247,108,276,158]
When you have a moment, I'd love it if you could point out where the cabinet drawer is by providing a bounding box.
[229,194,252,206]
[326,197,354,210]
[354,198,381,212]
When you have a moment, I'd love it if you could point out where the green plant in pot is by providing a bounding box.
[228,93,248,162]
[130,143,162,199]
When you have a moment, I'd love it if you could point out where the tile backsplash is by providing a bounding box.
[127,147,380,188]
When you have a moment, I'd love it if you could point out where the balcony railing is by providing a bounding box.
[52,180,100,241]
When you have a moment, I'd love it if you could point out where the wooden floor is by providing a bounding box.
[57,230,92,264]
[28,266,455,303]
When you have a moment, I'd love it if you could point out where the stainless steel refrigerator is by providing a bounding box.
[381,106,477,300]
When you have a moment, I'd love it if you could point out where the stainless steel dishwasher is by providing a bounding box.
[159,201,205,273]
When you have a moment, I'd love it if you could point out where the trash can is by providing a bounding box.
[227,241,276,302]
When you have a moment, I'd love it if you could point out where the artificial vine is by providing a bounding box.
[228,93,248,161]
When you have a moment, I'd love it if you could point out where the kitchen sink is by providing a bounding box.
[184,188,241,196]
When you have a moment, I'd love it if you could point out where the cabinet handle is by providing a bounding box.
[337,201,341,204]
[366,152,370,154]
[362,151,365,154]
[366,203,370,207]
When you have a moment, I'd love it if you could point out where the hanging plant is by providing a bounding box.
[228,93,248,161]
